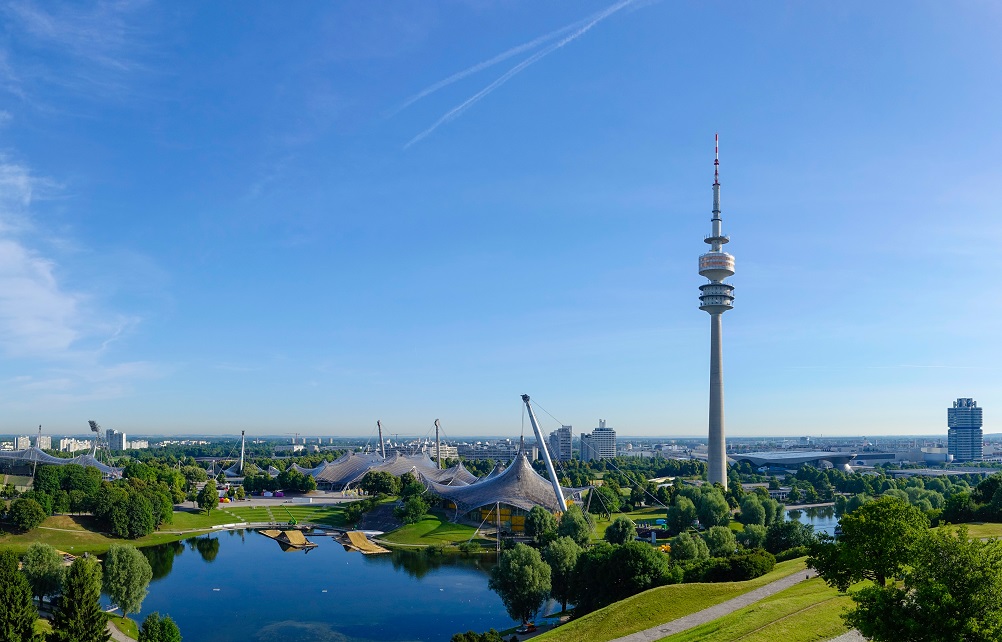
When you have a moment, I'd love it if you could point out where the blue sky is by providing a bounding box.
[0,1,999,438]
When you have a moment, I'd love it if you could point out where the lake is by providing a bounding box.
[787,506,838,536]
[128,530,513,642]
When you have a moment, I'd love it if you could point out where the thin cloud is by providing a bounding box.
[405,0,637,148]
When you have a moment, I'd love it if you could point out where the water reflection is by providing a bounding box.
[186,535,220,562]
[142,540,184,580]
[361,549,496,580]
[788,505,838,536]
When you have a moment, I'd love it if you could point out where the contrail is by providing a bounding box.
[388,18,585,116]
[405,0,636,148]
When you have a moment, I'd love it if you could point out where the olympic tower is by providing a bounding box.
[698,134,735,489]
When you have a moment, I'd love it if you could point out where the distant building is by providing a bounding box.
[428,443,458,461]
[127,439,150,450]
[948,398,983,462]
[14,436,31,450]
[548,425,573,461]
[35,435,51,450]
[581,420,616,461]
[106,429,127,451]
[457,440,536,462]
[59,438,92,453]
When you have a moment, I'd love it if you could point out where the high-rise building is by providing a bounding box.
[548,425,573,461]
[35,435,51,450]
[948,398,983,462]
[581,420,616,461]
[14,435,31,450]
[698,135,735,490]
[106,429,127,451]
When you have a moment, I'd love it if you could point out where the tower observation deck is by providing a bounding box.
[700,134,734,489]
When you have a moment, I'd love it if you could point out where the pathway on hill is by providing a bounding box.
[608,570,818,642]
[826,631,866,642]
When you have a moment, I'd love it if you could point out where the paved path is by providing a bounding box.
[608,570,818,642]
[826,631,866,642]
[107,620,133,642]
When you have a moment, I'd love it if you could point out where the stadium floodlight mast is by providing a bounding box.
[88,420,101,459]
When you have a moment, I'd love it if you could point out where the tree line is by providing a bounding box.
[0,542,182,641]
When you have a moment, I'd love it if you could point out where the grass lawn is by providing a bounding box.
[534,558,809,642]
[0,510,235,555]
[381,510,493,547]
[591,507,666,541]
[34,619,52,636]
[954,522,1002,539]
[657,577,851,642]
[108,614,139,640]
[223,503,349,527]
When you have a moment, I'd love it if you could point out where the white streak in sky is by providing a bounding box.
[405,0,636,148]
[390,16,587,116]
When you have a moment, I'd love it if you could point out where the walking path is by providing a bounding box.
[826,632,866,642]
[107,621,133,642]
[609,570,818,642]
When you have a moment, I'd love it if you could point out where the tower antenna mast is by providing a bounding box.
[698,133,736,489]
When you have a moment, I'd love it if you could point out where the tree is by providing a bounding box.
[809,496,928,591]
[736,523,767,550]
[197,480,219,514]
[702,525,737,557]
[9,498,47,532]
[394,495,429,524]
[697,491,731,528]
[666,496,697,535]
[359,471,400,496]
[669,531,709,562]
[843,527,1002,642]
[235,485,245,500]
[738,496,766,526]
[488,544,551,625]
[51,555,111,642]
[765,519,816,555]
[0,549,38,642]
[139,612,182,642]
[525,506,557,546]
[604,516,637,545]
[571,541,675,613]
[557,505,594,547]
[587,485,621,516]
[543,536,580,612]
[22,542,65,605]
[103,544,154,618]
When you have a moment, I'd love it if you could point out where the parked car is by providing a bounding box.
[516,623,536,634]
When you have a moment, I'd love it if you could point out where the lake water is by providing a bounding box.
[128,530,513,642]
[787,506,839,536]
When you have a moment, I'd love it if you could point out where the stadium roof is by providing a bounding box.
[419,452,587,513]
[0,447,122,477]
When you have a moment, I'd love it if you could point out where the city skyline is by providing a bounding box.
[0,2,999,436]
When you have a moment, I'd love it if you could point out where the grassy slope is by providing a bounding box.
[533,558,808,642]
[657,577,851,642]
[381,510,493,546]
[956,522,1002,538]
[0,511,233,555]
[108,614,139,640]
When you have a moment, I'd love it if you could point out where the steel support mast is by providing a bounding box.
[521,394,567,512]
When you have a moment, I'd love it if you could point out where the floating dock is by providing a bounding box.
[258,529,318,550]
[341,530,390,555]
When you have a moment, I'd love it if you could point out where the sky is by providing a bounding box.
[0,1,999,439]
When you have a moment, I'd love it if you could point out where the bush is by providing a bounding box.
[775,545,811,562]
[684,550,775,583]
[394,495,429,524]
